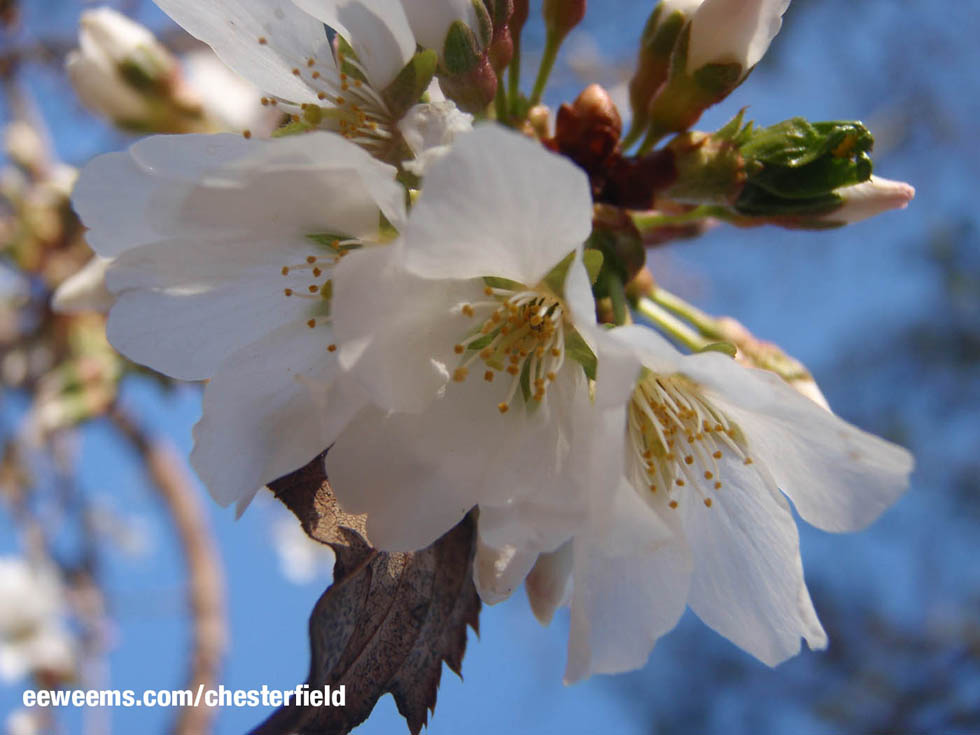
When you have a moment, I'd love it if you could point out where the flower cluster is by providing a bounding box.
[61,0,914,688]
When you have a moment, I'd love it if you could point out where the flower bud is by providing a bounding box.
[542,0,586,42]
[687,0,789,73]
[626,0,701,144]
[403,0,491,65]
[511,0,530,38]
[66,8,205,133]
[438,54,498,113]
[637,0,789,144]
[551,84,622,178]
[485,0,515,72]
[816,176,915,225]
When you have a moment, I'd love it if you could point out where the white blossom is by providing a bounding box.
[550,325,913,682]
[0,558,75,684]
[325,125,603,555]
[152,0,464,156]
[71,132,405,511]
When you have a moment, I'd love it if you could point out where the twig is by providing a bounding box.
[109,404,227,735]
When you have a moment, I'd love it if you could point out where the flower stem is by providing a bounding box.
[636,296,713,351]
[495,74,508,124]
[508,40,522,118]
[646,285,723,339]
[529,30,561,107]
[601,269,630,325]
[630,205,736,235]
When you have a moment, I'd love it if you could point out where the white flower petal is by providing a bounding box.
[712,371,912,532]
[474,542,537,605]
[326,406,480,551]
[72,134,253,257]
[400,125,593,285]
[684,455,826,666]
[565,480,690,683]
[688,0,790,71]
[190,320,360,508]
[105,234,318,380]
[153,0,328,103]
[291,0,415,89]
[525,541,573,625]
[332,245,480,413]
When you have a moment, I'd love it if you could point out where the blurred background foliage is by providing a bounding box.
[1,0,978,733]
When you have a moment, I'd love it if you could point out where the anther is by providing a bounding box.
[453,367,468,382]
[307,319,316,328]
[704,498,713,508]
[484,371,494,382]
[669,500,678,509]
[327,344,337,352]
[498,403,509,414]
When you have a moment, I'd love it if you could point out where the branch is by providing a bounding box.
[109,404,227,735]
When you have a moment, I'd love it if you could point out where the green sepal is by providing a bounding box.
[273,119,315,137]
[443,19,483,75]
[565,329,597,381]
[305,232,362,252]
[382,49,438,119]
[335,36,368,84]
[583,249,604,285]
[483,275,524,291]
[541,250,577,295]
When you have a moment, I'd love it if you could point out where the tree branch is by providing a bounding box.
[109,404,227,735]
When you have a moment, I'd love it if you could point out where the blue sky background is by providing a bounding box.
[2,1,979,733]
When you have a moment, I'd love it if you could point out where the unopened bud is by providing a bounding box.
[441,17,486,75]
[66,8,205,132]
[511,0,530,36]
[551,84,622,177]
[637,0,788,144]
[687,0,788,73]
[814,176,915,226]
[626,0,700,145]
[734,117,884,221]
[402,0,489,53]
[542,0,586,41]
[438,55,498,113]
[485,0,515,72]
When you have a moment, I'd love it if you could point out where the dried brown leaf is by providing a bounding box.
[250,452,481,735]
